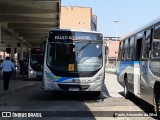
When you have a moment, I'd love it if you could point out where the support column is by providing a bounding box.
[26,43,29,53]
[19,39,24,75]
[3,51,5,60]
[20,39,23,61]
[0,23,1,52]
[107,40,110,65]
[11,34,15,59]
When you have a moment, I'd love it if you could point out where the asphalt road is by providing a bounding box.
[0,74,156,120]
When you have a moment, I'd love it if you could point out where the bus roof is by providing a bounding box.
[121,16,160,40]
[49,28,103,34]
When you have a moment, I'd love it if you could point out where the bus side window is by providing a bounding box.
[118,41,123,60]
[123,39,128,60]
[128,37,135,59]
[128,38,130,59]
[153,24,160,58]
[122,40,125,60]
[135,32,144,60]
[143,29,152,58]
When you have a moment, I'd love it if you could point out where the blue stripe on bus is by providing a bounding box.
[116,61,140,76]
[50,73,55,78]
[120,61,139,65]
[55,77,70,83]
[134,61,140,64]
[49,72,70,83]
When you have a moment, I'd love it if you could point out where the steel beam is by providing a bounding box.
[14,29,49,33]
[0,15,57,23]
[19,33,47,36]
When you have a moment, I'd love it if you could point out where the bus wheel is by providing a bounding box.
[155,89,160,119]
[124,82,130,99]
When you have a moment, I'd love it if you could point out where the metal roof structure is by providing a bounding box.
[0,0,61,51]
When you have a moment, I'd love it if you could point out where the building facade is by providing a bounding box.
[105,37,120,65]
[60,6,97,31]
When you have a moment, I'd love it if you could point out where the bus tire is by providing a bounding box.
[154,88,160,119]
[124,82,130,99]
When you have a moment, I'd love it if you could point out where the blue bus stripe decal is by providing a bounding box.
[134,61,139,64]
[117,61,140,76]
[56,77,69,83]
[50,73,54,78]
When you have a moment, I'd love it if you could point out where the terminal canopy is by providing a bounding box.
[0,0,60,51]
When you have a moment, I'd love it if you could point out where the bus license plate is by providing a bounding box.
[69,87,79,91]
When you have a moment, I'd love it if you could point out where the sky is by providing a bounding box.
[61,0,160,37]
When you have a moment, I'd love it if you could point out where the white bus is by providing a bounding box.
[42,29,105,96]
[116,17,160,118]
[28,47,43,80]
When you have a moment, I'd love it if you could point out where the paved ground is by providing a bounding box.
[0,73,156,120]
[104,73,123,97]
[0,75,40,97]
[85,73,156,120]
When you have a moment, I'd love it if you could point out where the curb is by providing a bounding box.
[0,82,40,98]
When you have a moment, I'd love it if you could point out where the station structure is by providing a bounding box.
[0,0,60,61]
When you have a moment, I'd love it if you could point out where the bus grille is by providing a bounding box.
[58,84,90,90]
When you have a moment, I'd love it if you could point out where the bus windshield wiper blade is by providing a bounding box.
[77,41,91,54]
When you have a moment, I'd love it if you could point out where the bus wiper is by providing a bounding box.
[77,41,91,54]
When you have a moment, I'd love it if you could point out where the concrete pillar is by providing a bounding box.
[107,40,110,65]
[11,34,16,59]
[26,43,29,53]
[3,51,5,60]
[0,23,1,52]
[20,39,23,61]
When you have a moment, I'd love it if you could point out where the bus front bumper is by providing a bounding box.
[43,81,103,92]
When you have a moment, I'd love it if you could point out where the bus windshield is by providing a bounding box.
[46,31,103,74]
[47,41,102,72]
[30,54,43,71]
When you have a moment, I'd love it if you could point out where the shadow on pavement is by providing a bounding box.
[119,91,157,119]
[33,83,110,102]
[0,85,97,119]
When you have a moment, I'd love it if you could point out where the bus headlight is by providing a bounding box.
[93,74,103,83]
[29,69,35,74]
